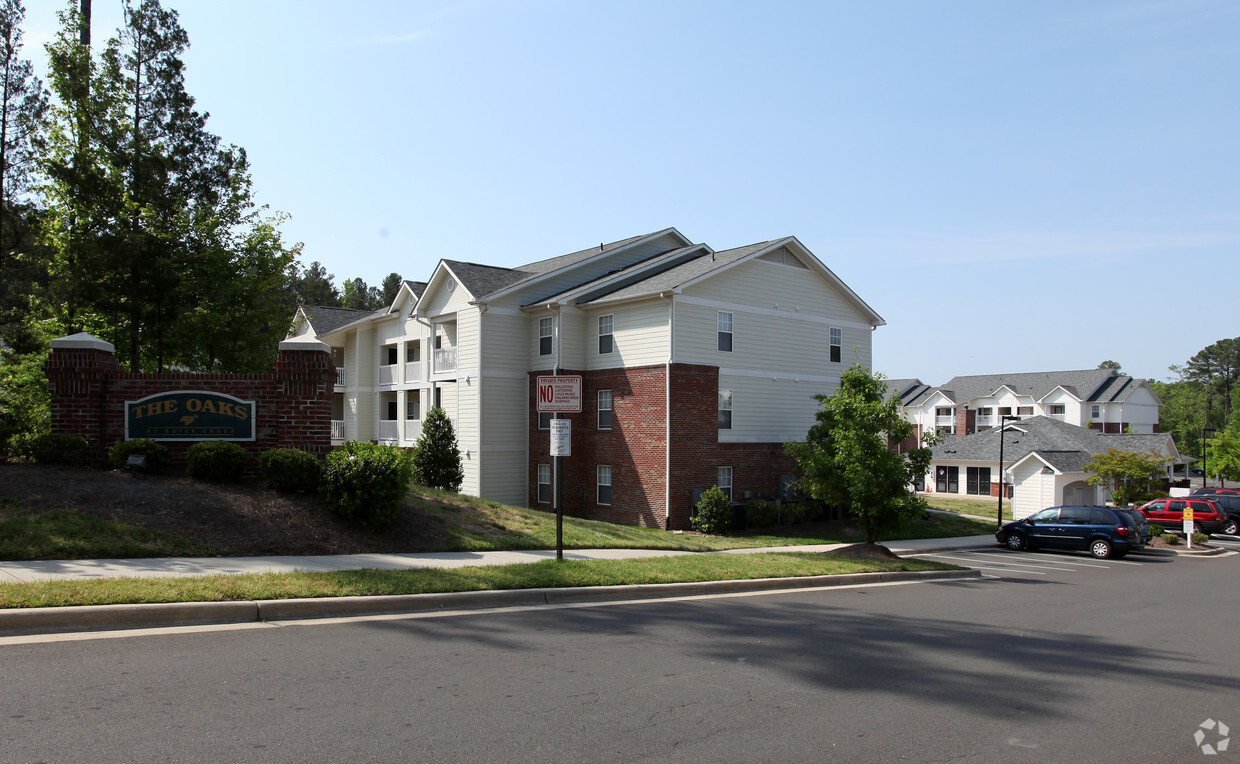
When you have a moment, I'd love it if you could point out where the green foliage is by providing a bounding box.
[1084,448,1167,506]
[1191,531,1210,546]
[379,273,404,305]
[1205,425,1240,482]
[743,499,779,529]
[690,485,733,535]
[186,441,247,483]
[107,438,170,472]
[1149,524,1165,535]
[785,363,932,543]
[320,441,414,528]
[291,261,340,306]
[26,432,90,465]
[412,407,464,492]
[258,447,320,493]
[1161,533,1181,545]
[0,320,56,457]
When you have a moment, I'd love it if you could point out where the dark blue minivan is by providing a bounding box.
[995,506,1146,559]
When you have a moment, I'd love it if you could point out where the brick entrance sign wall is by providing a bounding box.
[45,333,335,476]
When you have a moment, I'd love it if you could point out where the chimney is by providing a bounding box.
[955,406,974,438]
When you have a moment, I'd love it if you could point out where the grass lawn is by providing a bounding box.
[924,495,1006,521]
[0,552,962,609]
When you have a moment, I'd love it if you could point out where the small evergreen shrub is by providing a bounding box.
[259,448,320,492]
[1161,533,1181,545]
[108,439,171,472]
[29,432,91,465]
[320,441,414,528]
[744,500,779,529]
[1149,524,1165,535]
[186,441,247,483]
[691,485,733,535]
[411,407,464,492]
[1191,531,1210,546]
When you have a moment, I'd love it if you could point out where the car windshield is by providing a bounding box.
[1029,508,1059,522]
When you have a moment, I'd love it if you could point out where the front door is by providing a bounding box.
[936,466,959,493]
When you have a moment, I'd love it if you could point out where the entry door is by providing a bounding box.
[936,466,959,493]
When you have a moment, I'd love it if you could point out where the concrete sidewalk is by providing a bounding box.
[0,535,997,584]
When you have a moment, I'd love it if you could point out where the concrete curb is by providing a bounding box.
[0,569,981,638]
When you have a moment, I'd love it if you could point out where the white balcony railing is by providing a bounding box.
[378,364,398,385]
[378,420,399,442]
[975,415,994,427]
[404,361,421,383]
[935,415,954,426]
[331,420,345,441]
[335,367,346,387]
[433,347,457,374]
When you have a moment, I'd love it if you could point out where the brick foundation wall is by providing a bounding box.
[529,363,797,531]
[46,339,334,477]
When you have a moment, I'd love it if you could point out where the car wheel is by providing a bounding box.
[1193,522,1205,535]
[1090,539,1113,559]
[1004,532,1027,551]
[1223,518,1239,536]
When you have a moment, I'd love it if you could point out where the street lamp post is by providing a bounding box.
[996,415,1021,531]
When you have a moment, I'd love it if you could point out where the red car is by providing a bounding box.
[1136,498,1230,534]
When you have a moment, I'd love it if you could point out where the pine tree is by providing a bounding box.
[412,406,464,492]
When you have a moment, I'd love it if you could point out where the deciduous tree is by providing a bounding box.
[786,363,933,544]
[1083,448,1166,506]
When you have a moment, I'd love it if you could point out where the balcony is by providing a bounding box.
[404,361,421,384]
[378,363,399,386]
[433,347,457,374]
[975,415,994,427]
[331,420,345,441]
[335,367,346,388]
[378,420,399,443]
[935,415,954,427]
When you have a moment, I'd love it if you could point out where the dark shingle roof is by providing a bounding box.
[574,241,777,306]
[403,280,427,300]
[442,261,528,298]
[931,415,1174,471]
[299,306,376,335]
[903,369,1151,407]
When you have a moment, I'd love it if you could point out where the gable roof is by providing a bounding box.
[296,305,377,336]
[902,369,1155,408]
[931,415,1179,472]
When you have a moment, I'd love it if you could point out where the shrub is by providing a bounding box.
[28,432,91,465]
[259,448,320,493]
[320,441,414,528]
[1191,531,1210,546]
[108,439,171,472]
[186,441,247,483]
[691,485,733,535]
[411,407,464,492]
[744,500,779,529]
[1149,524,1165,535]
[1161,533,1181,545]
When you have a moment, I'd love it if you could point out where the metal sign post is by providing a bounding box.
[550,419,571,559]
[1184,504,1194,549]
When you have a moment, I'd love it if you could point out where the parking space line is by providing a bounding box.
[969,551,1111,569]
[918,554,1073,572]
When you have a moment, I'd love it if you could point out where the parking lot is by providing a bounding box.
[910,537,1240,579]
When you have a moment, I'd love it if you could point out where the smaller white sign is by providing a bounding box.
[550,419,571,457]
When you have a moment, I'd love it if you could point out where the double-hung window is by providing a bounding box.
[829,327,842,363]
[597,465,612,506]
[718,390,732,430]
[718,467,733,502]
[1091,405,1101,419]
[539,317,553,356]
[717,312,733,352]
[538,412,553,430]
[537,464,551,504]
[598,390,613,430]
[598,315,614,355]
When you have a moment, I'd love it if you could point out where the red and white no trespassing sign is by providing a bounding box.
[536,375,582,413]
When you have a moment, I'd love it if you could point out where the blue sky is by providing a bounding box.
[23,1,1239,385]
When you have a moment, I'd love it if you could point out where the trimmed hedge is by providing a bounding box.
[186,441,247,483]
[320,441,414,529]
[24,432,91,466]
[259,448,320,493]
[108,439,171,472]
[691,485,733,535]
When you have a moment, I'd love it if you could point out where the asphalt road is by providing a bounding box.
[3,550,1238,763]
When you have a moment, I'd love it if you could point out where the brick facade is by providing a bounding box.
[46,336,334,477]
[529,363,797,531]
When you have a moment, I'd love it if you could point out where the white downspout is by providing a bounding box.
[660,292,675,528]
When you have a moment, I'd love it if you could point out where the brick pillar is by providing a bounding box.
[955,407,974,437]
[45,333,123,466]
[271,337,335,457]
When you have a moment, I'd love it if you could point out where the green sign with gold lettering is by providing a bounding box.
[126,391,256,441]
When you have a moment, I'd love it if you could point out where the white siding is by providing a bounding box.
[685,257,872,324]
[719,374,824,443]
[586,302,669,370]
[1011,461,1053,520]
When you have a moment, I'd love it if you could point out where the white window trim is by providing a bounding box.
[537,464,551,504]
[598,314,614,355]
[717,311,733,353]
[598,389,613,430]
[718,466,733,502]
[597,465,612,506]
[539,317,554,356]
[718,389,733,430]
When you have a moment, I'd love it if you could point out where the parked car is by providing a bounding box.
[1189,487,1240,497]
[1135,497,1231,535]
[995,506,1146,559]
[1115,507,1154,545]
[1188,492,1240,535]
